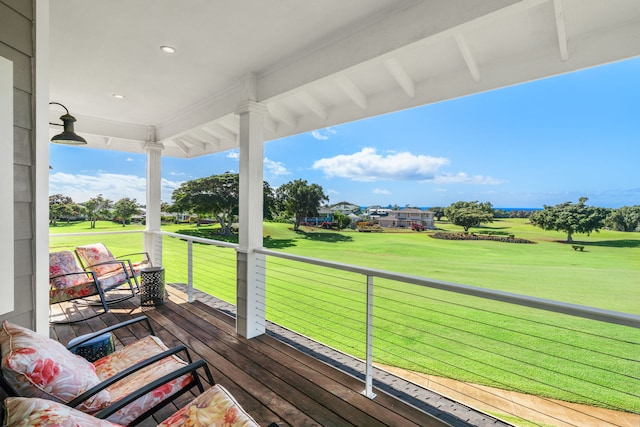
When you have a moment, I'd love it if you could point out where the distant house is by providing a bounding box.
[304,203,361,226]
[363,206,392,219]
[330,203,361,215]
[377,208,434,229]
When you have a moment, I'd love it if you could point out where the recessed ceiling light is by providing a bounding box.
[112,94,124,99]
[160,45,176,54]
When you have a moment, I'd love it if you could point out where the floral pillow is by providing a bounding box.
[3,396,124,427]
[49,250,94,290]
[158,384,260,427]
[75,244,122,277]
[0,321,111,413]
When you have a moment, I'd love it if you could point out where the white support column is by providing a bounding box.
[144,131,164,267]
[34,0,51,334]
[235,99,268,339]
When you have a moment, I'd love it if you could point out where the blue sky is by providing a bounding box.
[50,57,640,209]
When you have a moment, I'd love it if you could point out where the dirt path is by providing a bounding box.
[377,364,639,427]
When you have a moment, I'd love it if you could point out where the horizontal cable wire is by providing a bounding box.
[374,293,638,395]
[264,258,639,424]
[377,280,640,350]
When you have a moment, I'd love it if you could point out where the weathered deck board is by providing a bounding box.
[50,286,450,427]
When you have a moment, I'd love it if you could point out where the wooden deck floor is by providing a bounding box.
[50,285,451,427]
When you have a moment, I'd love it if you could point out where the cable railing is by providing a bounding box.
[160,231,237,304]
[50,231,640,426]
[256,247,640,427]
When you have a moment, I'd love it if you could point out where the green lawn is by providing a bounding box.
[258,218,640,314]
[49,219,640,413]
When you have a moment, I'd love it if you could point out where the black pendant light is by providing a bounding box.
[49,102,87,145]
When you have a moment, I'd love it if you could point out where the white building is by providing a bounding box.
[377,208,434,229]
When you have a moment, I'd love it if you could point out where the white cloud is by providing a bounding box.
[126,157,134,162]
[373,188,391,195]
[311,127,337,140]
[227,151,239,159]
[49,172,183,204]
[432,173,505,185]
[313,147,449,182]
[264,157,290,176]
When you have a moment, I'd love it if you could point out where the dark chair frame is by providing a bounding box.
[49,250,137,324]
[1,316,214,427]
[75,244,152,292]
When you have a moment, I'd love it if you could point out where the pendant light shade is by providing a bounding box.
[49,102,87,145]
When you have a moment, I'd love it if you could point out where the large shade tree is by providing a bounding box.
[82,194,113,228]
[276,179,328,231]
[429,206,446,221]
[530,197,608,242]
[172,173,276,235]
[113,197,142,227]
[49,194,79,226]
[444,201,494,232]
[606,205,640,232]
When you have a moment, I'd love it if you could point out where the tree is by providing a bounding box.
[429,206,445,221]
[171,173,276,235]
[262,180,278,221]
[160,201,172,212]
[276,179,328,231]
[113,197,142,227]
[49,194,75,226]
[529,197,608,242]
[605,205,640,232]
[332,211,352,229]
[83,195,113,228]
[172,173,238,233]
[444,201,494,232]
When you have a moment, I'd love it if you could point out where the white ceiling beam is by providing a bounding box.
[263,116,277,132]
[454,33,481,82]
[258,0,524,101]
[191,128,221,146]
[205,124,237,144]
[219,115,240,134]
[65,113,148,142]
[267,103,296,128]
[171,137,190,155]
[383,57,415,98]
[335,76,368,109]
[180,134,208,150]
[296,91,328,120]
[553,0,569,61]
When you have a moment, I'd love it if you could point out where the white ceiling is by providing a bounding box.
[49,0,640,158]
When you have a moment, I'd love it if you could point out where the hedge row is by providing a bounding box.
[430,232,535,244]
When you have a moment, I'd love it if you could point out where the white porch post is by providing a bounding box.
[235,99,267,338]
[144,132,164,267]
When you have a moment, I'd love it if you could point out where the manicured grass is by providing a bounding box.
[261,218,640,313]
[49,219,640,413]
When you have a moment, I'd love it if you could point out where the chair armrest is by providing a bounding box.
[86,259,129,271]
[116,252,151,262]
[92,359,214,420]
[66,316,154,351]
[50,270,97,285]
[67,344,192,408]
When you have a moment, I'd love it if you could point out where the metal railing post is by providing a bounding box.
[187,240,193,302]
[362,274,376,399]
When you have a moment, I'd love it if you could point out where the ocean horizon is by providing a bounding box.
[360,206,542,211]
